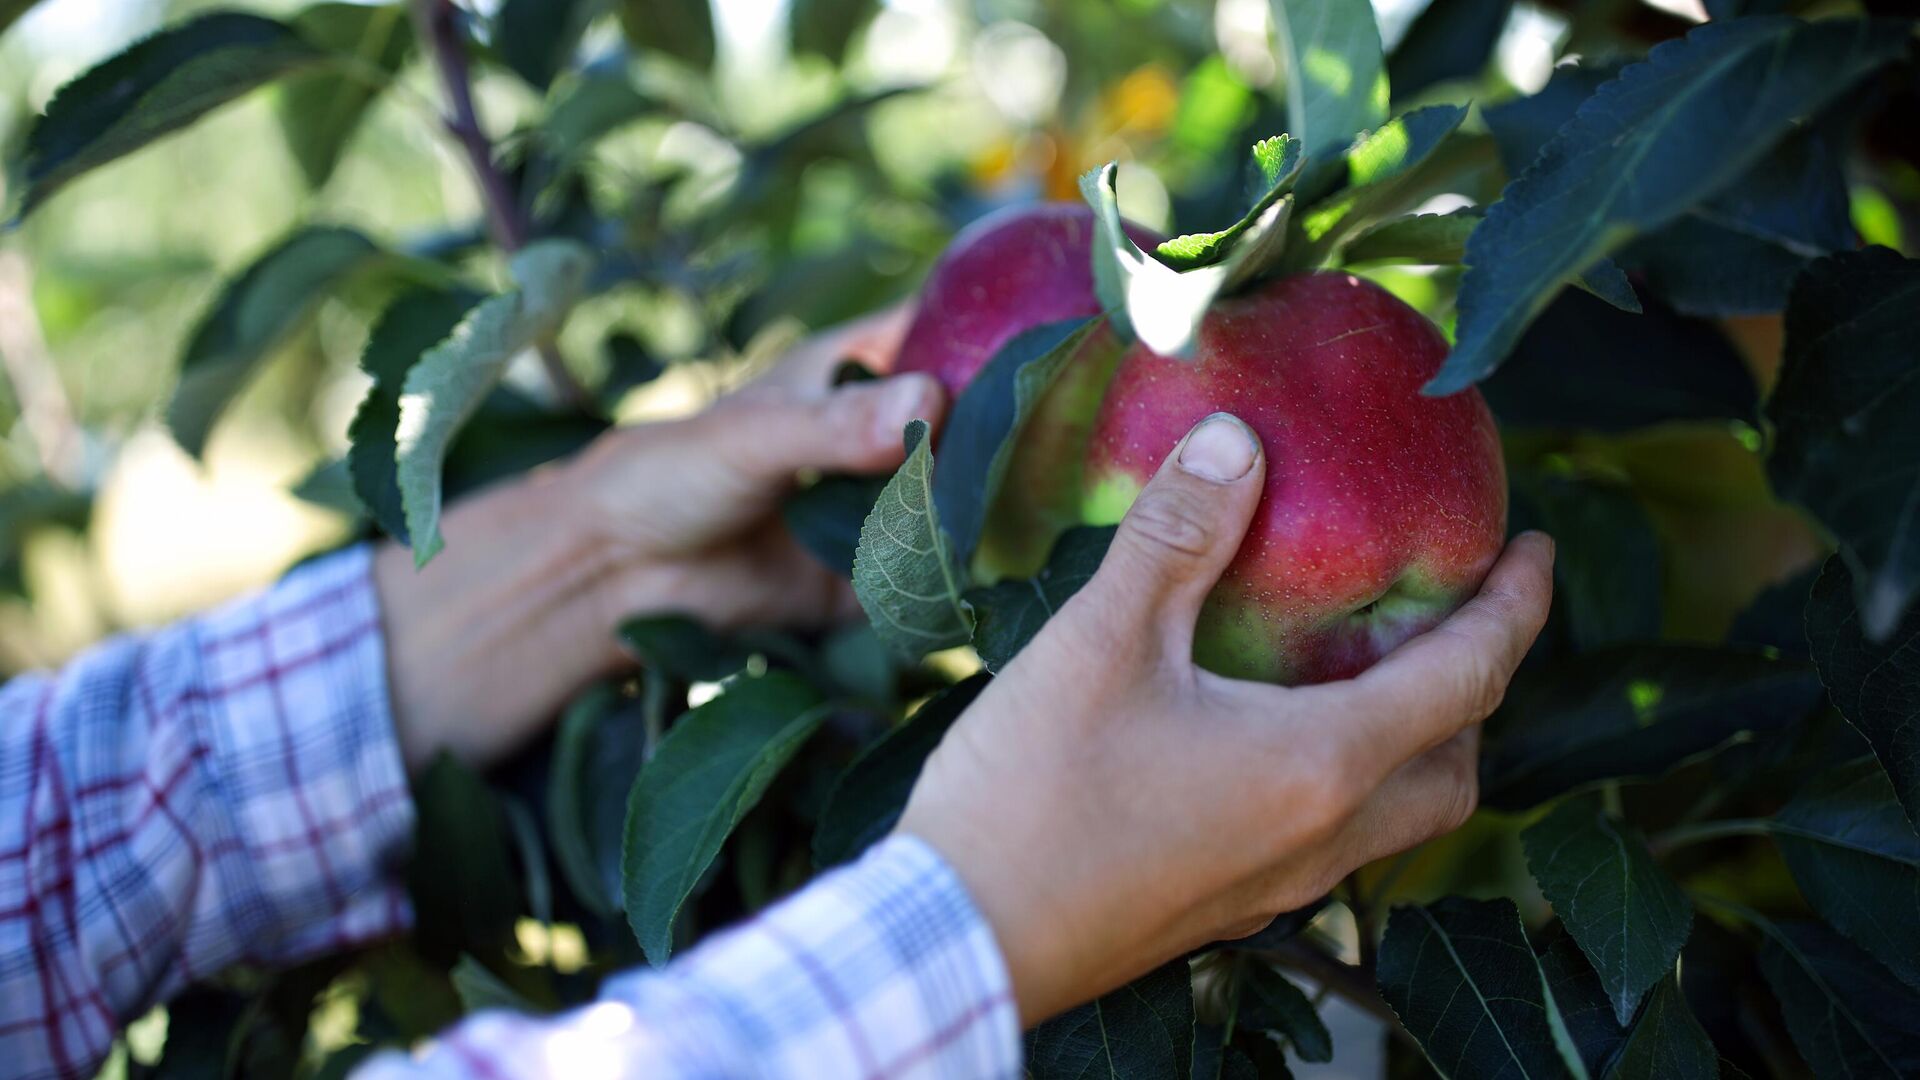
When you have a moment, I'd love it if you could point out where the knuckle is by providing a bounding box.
[1122,488,1218,565]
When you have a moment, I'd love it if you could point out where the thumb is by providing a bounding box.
[714,372,945,482]
[1079,413,1265,657]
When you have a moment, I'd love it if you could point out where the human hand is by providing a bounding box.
[376,306,942,771]
[896,413,1554,1025]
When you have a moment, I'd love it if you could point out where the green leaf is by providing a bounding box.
[932,318,1100,566]
[1538,936,1629,1076]
[548,681,647,915]
[396,239,593,565]
[1240,963,1332,1063]
[1770,248,1920,640]
[1773,760,1920,991]
[1155,135,1304,270]
[1480,645,1824,810]
[450,955,539,1016]
[1804,557,1920,827]
[348,287,486,542]
[409,754,521,962]
[1341,207,1481,265]
[1574,262,1643,315]
[1297,104,1468,263]
[1604,976,1718,1080]
[7,12,329,220]
[537,67,655,164]
[812,675,988,869]
[497,0,601,90]
[1377,897,1581,1080]
[1082,163,1285,359]
[967,526,1115,673]
[168,226,387,458]
[276,3,413,189]
[1270,0,1388,176]
[619,0,715,69]
[851,420,974,659]
[1387,0,1512,101]
[1027,958,1194,1080]
[619,615,755,682]
[784,474,886,578]
[599,331,663,405]
[790,0,878,64]
[1433,17,1909,394]
[1755,919,1920,1079]
[1522,800,1694,1025]
[500,794,551,924]
[1480,288,1757,434]
[1511,474,1663,649]
[622,671,826,964]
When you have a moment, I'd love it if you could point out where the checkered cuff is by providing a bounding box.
[359,835,1021,1079]
[0,545,414,1080]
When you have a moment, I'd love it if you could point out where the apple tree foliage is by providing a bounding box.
[2,0,1917,1075]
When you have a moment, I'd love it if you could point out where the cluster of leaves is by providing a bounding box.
[2,0,1917,1077]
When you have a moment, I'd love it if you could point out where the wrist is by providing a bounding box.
[374,464,630,771]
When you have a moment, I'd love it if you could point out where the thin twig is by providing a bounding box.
[409,0,591,409]
[0,253,84,487]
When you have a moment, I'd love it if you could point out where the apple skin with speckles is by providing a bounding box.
[1081,272,1507,685]
[897,202,1161,398]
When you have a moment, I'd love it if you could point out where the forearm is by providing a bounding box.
[0,549,414,1080]
[354,835,1020,1079]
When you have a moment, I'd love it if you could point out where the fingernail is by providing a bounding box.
[872,375,933,445]
[1178,413,1258,482]
[1519,529,1555,559]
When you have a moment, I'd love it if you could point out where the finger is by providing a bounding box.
[1074,413,1265,657]
[1339,727,1481,868]
[710,372,945,482]
[748,302,919,396]
[1312,532,1553,776]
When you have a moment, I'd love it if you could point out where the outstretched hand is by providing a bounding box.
[897,413,1555,1025]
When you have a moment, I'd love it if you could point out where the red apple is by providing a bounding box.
[1080,272,1507,685]
[897,202,1161,397]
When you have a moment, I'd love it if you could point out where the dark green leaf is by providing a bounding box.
[599,331,663,404]
[812,675,988,868]
[1805,557,1920,826]
[396,240,593,565]
[1481,288,1756,433]
[410,754,521,961]
[548,682,647,915]
[1770,248,1920,640]
[619,615,756,682]
[450,955,539,1015]
[1270,0,1388,172]
[1512,475,1662,649]
[1387,0,1513,100]
[1341,207,1481,265]
[1619,218,1808,318]
[348,287,486,542]
[1755,920,1920,1079]
[1297,104,1469,263]
[933,318,1099,566]
[1574,261,1643,315]
[967,526,1115,673]
[497,0,600,90]
[1727,566,1818,658]
[1240,963,1332,1063]
[623,671,826,964]
[1481,645,1823,810]
[790,0,878,64]
[1605,976,1718,1080]
[1377,897,1578,1080]
[537,67,654,162]
[1156,135,1304,270]
[1522,800,1693,1025]
[1027,958,1194,1080]
[169,226,387,458]
[851,420,974,659]
[1434,17,1908,394]
[500,794,551,924]
[1192,1026,1264,1080]
[1773,760,1920,990]
[277,3,413,189]
[1538,935,1629,1076]
[7,12,328,219]
[619,0,715,69]
[785,474,885,578]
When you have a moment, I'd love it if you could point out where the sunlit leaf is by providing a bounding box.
[1270,0,1388,185]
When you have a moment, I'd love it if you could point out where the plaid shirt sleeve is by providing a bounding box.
[0,545,415,1080]
[355,833,1022,1080]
